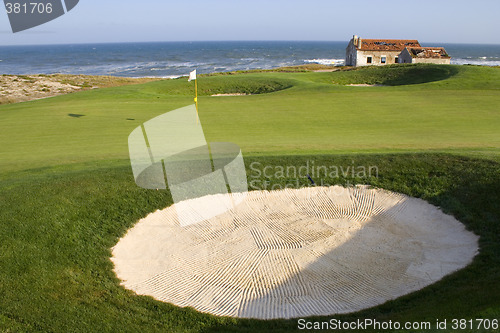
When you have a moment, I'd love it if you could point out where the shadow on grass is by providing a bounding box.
[381,65,460,86]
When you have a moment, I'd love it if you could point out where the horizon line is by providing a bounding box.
[2,39,500,48]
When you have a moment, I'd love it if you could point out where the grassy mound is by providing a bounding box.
[329,64,460,86]
[149,75,294,96]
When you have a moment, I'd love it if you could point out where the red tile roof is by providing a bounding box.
[406,47,450,58]
[358,39,421,51]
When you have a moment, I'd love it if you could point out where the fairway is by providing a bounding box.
[1,65,500,174]
[0,65,499,332]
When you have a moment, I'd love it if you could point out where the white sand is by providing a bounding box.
[0,75,81,104]
[211,93,249,96]
[346,83,386,87]
[111,186,478,319]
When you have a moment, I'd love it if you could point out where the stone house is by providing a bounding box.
[345,35,420,66]
[345,35,451,66]
[398,47,451,64]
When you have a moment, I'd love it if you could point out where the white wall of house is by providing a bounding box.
[412,58,451,64]
[356,51,400,66]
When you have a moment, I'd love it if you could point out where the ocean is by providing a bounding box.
[0,41,499,78]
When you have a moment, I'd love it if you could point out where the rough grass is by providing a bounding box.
[0,154,499,332]
[50,74,161,88]
[204,64,343,74]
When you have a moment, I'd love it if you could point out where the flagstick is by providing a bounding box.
[195,76,199,124]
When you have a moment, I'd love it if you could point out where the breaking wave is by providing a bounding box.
[304,58,345,66]
[451,57,500,66]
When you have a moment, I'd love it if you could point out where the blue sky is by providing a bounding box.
[1,0,499,45]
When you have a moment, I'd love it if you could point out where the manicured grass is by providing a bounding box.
[0,65,499,175]
[0,64,499,332]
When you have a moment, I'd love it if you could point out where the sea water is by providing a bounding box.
[0,41,499,77]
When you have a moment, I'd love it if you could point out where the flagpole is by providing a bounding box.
[195,77,199,124]
[188,69,198,124]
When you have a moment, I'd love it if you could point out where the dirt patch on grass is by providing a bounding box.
[0,74,161,104]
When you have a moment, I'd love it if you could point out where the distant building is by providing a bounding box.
[345,35,420,66]
[398,47,451,64]
[345,35,450,66]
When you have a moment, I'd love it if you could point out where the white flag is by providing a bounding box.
[188,69,196,82]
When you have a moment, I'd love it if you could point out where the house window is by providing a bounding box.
[367,56,372,64]
[381,56,387,64]
[395,56,399,63]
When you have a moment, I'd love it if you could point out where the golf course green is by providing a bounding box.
[0,64,499,332]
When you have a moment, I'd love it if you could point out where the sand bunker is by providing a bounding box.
[111,186,478,319]
[346,83,386,87]
[211,93,249,96]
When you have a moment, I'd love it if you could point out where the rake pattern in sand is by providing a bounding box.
[111,186,478,319]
